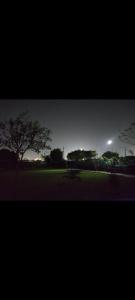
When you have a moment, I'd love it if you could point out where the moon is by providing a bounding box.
[107,140,112,145]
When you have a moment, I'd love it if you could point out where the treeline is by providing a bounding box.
[1,143,135,174]
[66,149,135,173]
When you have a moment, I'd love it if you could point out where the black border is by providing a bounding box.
[0,51,135,100]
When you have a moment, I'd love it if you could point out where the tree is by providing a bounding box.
[102,151,119,159]
[67,150,83,161]
[119,123,135,145]
[50,148,63,162]
[102,151,119,167]
[44,155,52,165]
[0,112,52,161]
[82,150,97,160]
[129,149,134,156]
[67,149,97,161]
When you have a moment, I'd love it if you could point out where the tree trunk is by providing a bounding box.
[20,153,24,161]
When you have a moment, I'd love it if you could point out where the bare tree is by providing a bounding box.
[0,112,52,161]
[129,149,134,156]
[119,123,135,146]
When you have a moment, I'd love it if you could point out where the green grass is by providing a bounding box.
[0,168,135,201]
[80,171,109,181]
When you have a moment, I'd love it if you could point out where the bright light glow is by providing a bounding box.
[34,157,42,161]
[107,140,112,145]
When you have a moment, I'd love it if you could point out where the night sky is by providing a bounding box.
[0,99,134,159]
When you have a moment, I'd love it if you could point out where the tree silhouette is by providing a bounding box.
[50,148,63,162]
[67,149,97,161]
[0,112,52,161]
[119,123,135,145]
[82,150,97,160]
[129,149,134,156]
[102,151,119,159]
[102,151,119,167]
[67,150,84,161]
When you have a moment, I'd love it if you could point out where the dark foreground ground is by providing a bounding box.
[0,169,135,201]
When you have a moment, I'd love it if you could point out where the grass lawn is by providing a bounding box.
[0,169,135,201]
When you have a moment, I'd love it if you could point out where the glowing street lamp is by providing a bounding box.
[107,140,113,152]
[107,140,112,145]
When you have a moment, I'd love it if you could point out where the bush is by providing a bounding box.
[0,148,18,169]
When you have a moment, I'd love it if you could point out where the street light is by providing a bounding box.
[107,140,112,145]
[107,140,113,152]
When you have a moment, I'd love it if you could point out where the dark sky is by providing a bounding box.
[0,99,134,159]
